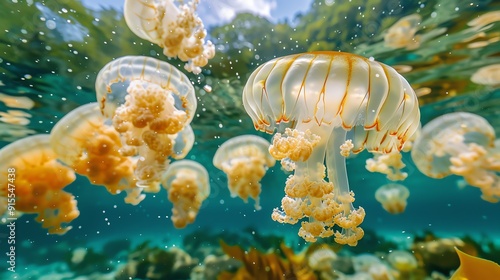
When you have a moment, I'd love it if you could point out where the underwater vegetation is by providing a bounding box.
[0,0,500,279]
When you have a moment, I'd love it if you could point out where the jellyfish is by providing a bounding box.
[374,183,410,215]
[467,10,500,31]
[161,160,210,228]
[242,51,420,245]
[50,103,149,205]
[213,135,275,210]
[471,64,500,87]
[384,14,422,50]
[411,112,500,203]
[387,250,417,273]
[95,56,197,188]
[124,0,215,74]
[0,134,79,234]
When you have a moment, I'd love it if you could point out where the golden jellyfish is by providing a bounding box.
[384,14,422,50]
[161,160,210,228]
[375,183,410,214]
[242,51,420,245]
[213,135,275,210]
[0,134,79,234]
[124,0,215,74]
[411,112,500,203]
[471,64,500,87]
[50,103,148,205]
[95,56,197,188]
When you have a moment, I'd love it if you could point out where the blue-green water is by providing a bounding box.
[1,0,500,279]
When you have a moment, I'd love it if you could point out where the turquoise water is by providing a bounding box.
[1,0,500,279]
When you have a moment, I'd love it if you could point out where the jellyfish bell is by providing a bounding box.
[411,112,495,178]
[161,159,210,228]
[375,183,410,214]
[470,64,500,87]
[95,56,197,187]
[124,0,215,74]
[242,51,420,245]
[96,55,196,120]
[411,112,499,202]
[50,102,147,205]
[0,134,79,234]
[213,134,276,210]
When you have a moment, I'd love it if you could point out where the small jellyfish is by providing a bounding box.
[375,183,410,214]
[411,112,500,203]
[50,103,148,205]
[242,51,420,245]
[467,10,500,30]
[0,134,79,234]
[161,160,210,228]
[95,56,197,188]
[471,64,500,87]
[387,250,417,273]
[384,14,422,49]
[124,0,215,74]
[213,135,275,210]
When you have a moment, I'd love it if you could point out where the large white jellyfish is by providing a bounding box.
[95,56,196,188]
[242,51,420,245]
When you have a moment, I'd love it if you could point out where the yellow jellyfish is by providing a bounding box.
[375,183,410,214]
[124,0,215,74]
[411,112,500,203]
[384,14,422,50]
[50,103,149,205]
[0,135,79,234]
[470,64,500,87]
[450,247,500,279]
[387,250,417,275]
[213,135,275,210]
[242,51,420,245]
[161,160,210,228]
[95,56,197,188]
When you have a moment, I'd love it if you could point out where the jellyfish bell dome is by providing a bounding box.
[243,51,420,153]
[242,51,420,245]
[95,55,196,121]
[411,112,495,178]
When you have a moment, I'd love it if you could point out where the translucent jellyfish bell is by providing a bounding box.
[384,14,422,49]
[375,183,410,214]
[124,0,215,74]
[243,51,420,245]
[411,112,499,202]
[161,160,210,228]
[0,134,79,234]
[50,103,148,205]
[95,56,197,187]
[213,135,276,210]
